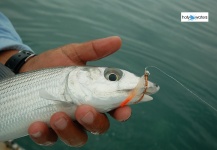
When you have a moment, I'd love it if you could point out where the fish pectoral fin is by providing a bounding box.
[39,89,59,100]
[39,89,70,104]
[37,90,76,120]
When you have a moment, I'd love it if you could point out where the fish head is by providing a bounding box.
[67,67,159,112]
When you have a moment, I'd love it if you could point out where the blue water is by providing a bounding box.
[1,0,217,149]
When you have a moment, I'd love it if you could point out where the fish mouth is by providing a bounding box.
[146,82,160,95]
[133,79,160,104]
[120,72,160,107]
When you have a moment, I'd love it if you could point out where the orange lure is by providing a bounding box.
[120,71,149,107]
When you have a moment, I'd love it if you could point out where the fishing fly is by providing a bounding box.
[119,69,152,107]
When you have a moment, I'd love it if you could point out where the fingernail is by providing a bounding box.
[93,36,121,54]
[91,131,100,135]
[38,141,54,146]
[31,131,41,138]
[81,111,94,124]
[95,36,117,42]
[63,139,86,147]
[121,115,131,122]
[54,117,67,130]
[43,141,54,146]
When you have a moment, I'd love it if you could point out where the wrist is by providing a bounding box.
[0,50,19,64]
[19,55,36,73]
[0,50,36,73]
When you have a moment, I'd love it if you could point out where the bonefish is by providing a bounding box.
[0,64,159,141]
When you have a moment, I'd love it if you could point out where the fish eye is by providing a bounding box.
[104,68,123,81]
[108,73,118,81]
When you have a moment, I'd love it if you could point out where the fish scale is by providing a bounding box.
[0,66,159,141]
[0,67,75,141]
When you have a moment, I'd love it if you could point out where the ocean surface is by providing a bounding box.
[1,0,217,150]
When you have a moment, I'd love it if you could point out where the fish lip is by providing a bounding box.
[133,81,159,104]
[146,83,160,95]
[120,75,160,106]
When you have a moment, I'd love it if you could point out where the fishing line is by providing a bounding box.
[145,66,217,112]
[52,43,217,112]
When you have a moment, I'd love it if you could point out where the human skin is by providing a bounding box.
[0,36,131,147]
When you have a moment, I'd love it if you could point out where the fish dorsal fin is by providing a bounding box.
[0,63,15,80]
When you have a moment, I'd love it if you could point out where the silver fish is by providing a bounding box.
[0,65,159,141]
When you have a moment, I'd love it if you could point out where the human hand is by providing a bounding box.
[19,36,131,146]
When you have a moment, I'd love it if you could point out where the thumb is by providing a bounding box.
[19,36,122,72]
[62,36,122,63]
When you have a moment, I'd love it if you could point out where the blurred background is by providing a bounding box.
[0,0,217,149]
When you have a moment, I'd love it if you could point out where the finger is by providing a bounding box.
[75,105,110,134]
[20,36,122,72]
[62,36,122,64]
[28,122,57,146]
[109,106,131,122]
[50,112,88,147]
